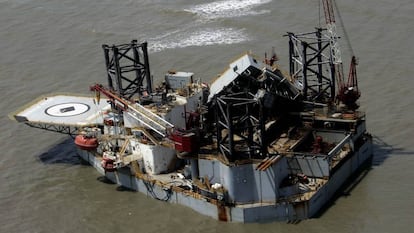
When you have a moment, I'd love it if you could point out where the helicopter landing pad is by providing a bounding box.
[12,94,110,126]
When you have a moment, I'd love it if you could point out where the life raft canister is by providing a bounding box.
[74,134,98,151]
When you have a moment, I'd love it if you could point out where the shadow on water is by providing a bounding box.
[115,185,136,192]
[96,176,116,184]
[371,135,413,165]
[37,137,134,192]
[371,135,392,166]
[37,137,90,166]
[96,176,135,192]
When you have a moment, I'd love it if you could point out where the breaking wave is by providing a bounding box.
[148,27,249,52]
[184,0,272,19]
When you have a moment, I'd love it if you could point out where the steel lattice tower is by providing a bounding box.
[287,29,336,103]
[102,40,152,100]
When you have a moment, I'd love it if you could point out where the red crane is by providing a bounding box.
[322,0,360,109]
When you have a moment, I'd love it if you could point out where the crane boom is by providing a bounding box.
[322,0,336,24]
[322,0,360,109]
[322,0,342,65]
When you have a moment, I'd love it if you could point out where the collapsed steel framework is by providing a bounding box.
[214,93,265,161]
[210,66,304,162]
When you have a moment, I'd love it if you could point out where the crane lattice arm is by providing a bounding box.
[322,0,360,108]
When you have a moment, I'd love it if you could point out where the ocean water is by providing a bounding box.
[1,0,413,232]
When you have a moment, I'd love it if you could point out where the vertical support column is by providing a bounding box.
[102,44,114,90]
[226,102,234,161]
[288,33,295,77]
[113,46,123,97]
[259,101,266,156]
[301,41,308,99]
[215,96,222,157]
[330,60,336,100]
[132,40,143,92]
[246,103,253,158]
[316,29,323,94]
[142,42,152,94]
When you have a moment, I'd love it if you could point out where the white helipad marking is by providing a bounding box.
[45,102,90,117]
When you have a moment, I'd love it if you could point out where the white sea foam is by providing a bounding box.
[147,0,271,52]
[149,27,249,52]
[185,0,271,19]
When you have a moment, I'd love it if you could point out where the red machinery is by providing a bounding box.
[322,0,360,109]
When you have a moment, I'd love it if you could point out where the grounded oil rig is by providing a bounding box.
[12,0,372,222]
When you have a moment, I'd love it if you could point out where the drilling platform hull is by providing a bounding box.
[11,50,373,222]
[77,134,372,222]
[11,7,373,221]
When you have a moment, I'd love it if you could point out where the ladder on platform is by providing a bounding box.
[125,103,173,138]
